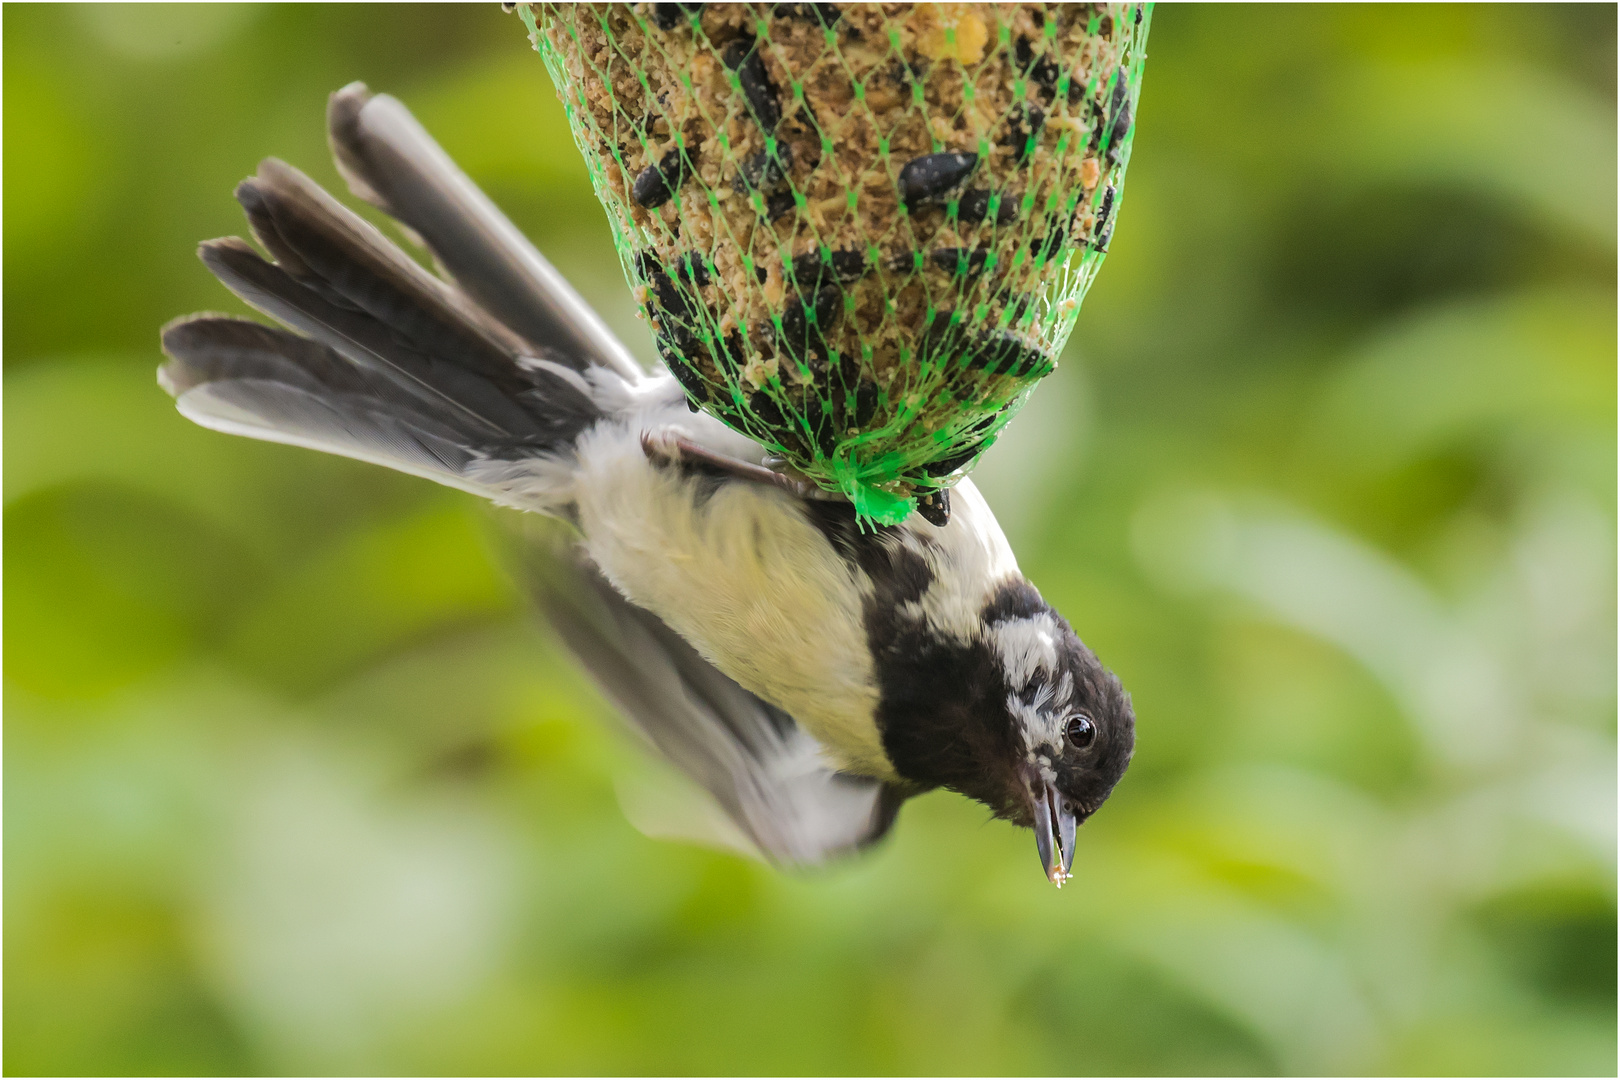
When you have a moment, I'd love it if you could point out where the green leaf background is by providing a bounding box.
[5,4,1614,1075]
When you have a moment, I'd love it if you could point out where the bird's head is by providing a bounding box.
[878,578,1135,886]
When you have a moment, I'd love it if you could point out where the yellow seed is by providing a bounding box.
[954,12,988,65]
[762,262,784,306]
[915,5,989,65]
[743,354,779,388]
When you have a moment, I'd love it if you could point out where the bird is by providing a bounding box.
[158,83,1135,886]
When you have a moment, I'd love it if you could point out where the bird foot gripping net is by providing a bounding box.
[520,2,1150,525]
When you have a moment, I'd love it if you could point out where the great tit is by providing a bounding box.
[158,84,1134,885]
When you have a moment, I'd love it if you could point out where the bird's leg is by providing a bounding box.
[640,430,824,499]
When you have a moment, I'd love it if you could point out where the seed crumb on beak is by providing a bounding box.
[1025,762,1078,888]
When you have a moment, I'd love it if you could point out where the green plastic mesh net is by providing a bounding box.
[518,2,1150,525]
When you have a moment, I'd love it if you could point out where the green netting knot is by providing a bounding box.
[848,483,915,528]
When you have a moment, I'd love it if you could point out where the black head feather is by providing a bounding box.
[874,576,1134,826]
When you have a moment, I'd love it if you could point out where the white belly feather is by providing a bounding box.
[564,378,1021,782]
[571,404,893,778]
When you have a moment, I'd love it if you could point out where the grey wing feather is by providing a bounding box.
[326,82,643,383]
[516,522,908,867]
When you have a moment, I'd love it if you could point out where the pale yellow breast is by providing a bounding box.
[572,433,895,780]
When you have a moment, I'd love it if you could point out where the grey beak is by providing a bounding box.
[1027,769,1078,887]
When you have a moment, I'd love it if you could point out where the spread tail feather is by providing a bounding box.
[160,94,639,512]
[160,315,533,500]
[326,81,643,383]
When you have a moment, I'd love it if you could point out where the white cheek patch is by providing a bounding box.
[989,613,1060,689]
[896,479,1021,643]
[1010,692,1064,772]
[1009,681,1065,758]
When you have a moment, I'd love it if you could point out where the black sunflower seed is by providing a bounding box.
[958,188,1018,225]
[974,408,1010,437]
[915,489,951,526]
[772,2,840,25]
[968,411,1002,436]
[732,143,792,194]
[639,260,692,322]
[802,396,837,456]
[718,330,745,373]
[853,380,880,427]
[663,350,711,402]
[790,247,865,291]
[969,331,1049,377]
[923,445,979,477]
[828,247,867,280]
[632,145,690,208]
[810,284,840,327]
[885,250,922,274]
[1014,35,1060,105]
[677,252,711,287]
[723,37,782,131]
[1001,103,1045,164]
[917,310,969,366]
[1096,183,1117,235]
[651,3,702,31]
[1031,227,1064,261]
[929,247,991,277]
[764,189,797,221]
[789,251,830,291]
[1106,69,1132,164]
[658,317,704,365]
[899,152,978,207]
[777,301,809,351]
[638,254,714,372]
[633,249,662,279]
[749,391,785,428]
[920,312,1049,380]
[1086,98,1107,152]
[1031,54,1061,92]
[776,285,839,361]
[1031,211,1075,261]
[993,289,1036,325]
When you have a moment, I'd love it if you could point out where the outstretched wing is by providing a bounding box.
[512,517,909,867]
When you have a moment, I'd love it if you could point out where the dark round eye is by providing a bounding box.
[1065,714,1096,749]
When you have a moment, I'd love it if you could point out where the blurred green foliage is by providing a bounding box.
[5,4,1614,1075]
